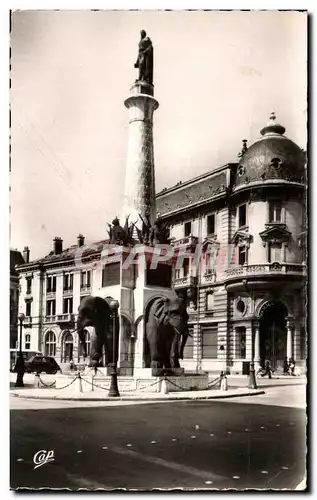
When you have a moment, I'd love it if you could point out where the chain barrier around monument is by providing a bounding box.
[37,373,79,390]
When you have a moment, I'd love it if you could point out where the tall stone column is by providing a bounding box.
[254,322,261,369]
[286,321,293,361]
[122,82,159,230]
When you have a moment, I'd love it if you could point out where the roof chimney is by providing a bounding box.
[53,237,63,255]
[77,234,85,247]
[23,246,30,263]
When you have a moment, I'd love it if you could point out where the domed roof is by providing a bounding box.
[236,113,306,185]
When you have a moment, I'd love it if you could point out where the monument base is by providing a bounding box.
[55,372,209,394]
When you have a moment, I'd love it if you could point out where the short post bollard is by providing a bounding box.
[220,371,228,391]
[248,361,258,389]
[90,374,94,392]
[77,372,83,393]
[35,372,41,389]
[161,376,169,395]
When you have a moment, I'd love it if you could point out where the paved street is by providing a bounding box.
[10,381,306,491]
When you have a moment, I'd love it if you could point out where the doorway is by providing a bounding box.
[259,302,287,370]
[62,331,73,362]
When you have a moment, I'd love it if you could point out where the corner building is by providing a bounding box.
[16,114,307,375]
[156,113,307,374]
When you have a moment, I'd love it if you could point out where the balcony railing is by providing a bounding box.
[56,313,75,323]
[171,236,199,247]
[44,313,77,324]
[44,315,57,324]
[23,316,32,326]
[80,285,91,293]
[225,263,306,279]
[173,276,197,288]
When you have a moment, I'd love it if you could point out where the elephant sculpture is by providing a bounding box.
[77,295,118,368]
[145,294,189,376]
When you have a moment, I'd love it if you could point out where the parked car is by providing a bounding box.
[25,355,61,374]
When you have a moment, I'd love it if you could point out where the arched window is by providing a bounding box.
[45,331,56,357]
[62,331,73,362]
[25,334,31,350]
[78,329,90,360]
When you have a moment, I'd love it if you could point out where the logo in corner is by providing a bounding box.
[33,450,55,469]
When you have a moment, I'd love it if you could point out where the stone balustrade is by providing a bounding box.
[173,276,197,289]
[225,263,306,279]
[171,236,199,247]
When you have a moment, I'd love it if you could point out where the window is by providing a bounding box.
[146,264,172,287]
[47,276,56,293]
[202,325,218,359]
[206,292,214,311]
[184,221,192,237]
[183,327,194,359]
[63,297,73,314]
[236,327,246,359]
[175,268,181,279]
[79,329,91,359]
[183,260,190,278]
[26,277,32,294]
[25,301,32,317]
[268,242,282,263]
[46,299,56,316]
[269,202,282,223]
[63,273,73,291]
[25,334,31,350]
[238,204,247,228]
[80,270,91,289]
[238,246,247,265]
[102,263,121,287]
[45,331,56,357]
[207,214,215,235]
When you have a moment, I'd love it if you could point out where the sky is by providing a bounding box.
[10,10,307,260]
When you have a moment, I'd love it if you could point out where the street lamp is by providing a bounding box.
[15,312,25,387]
[248,322,258,390]
[108,299,120,397]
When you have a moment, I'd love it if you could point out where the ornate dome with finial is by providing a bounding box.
[235,112,306,185]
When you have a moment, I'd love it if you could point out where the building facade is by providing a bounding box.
[156,113,307,374]
[10,248,26,348]
[16,114,307,374]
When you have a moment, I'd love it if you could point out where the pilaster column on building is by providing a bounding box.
[55,274,64,314]
[286,320,294,361]
[134,319,145,370]
[245,324,252,361]
[293,323,302,361]
[193,323,202,373]
[122,81,159,231]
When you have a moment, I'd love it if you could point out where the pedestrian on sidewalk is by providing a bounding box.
[283,357,289,375]
[289,358,296,376]
[69,359,74,371]
[261,360,272,379]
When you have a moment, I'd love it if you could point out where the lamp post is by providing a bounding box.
[108,299,120,397]
[15,312,25,387]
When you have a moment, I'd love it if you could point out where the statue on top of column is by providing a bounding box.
[135,214,170,245]
[134,30,153,85]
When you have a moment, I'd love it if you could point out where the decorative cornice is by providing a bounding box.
[231,229,253,248]
[259,223,291,247]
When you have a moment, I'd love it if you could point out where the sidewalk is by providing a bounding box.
[10,386,265,402]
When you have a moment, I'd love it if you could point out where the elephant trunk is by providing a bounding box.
[173,326,188,360]
[76,318,88,357]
